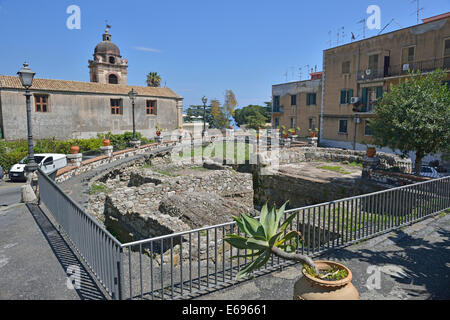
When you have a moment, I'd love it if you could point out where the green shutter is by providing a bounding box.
[340,90,346,104]
[306,94,310,106]
[348,90,354,103]
[313,93,317,105]
[361,88,368,111]
[376,86,383,99]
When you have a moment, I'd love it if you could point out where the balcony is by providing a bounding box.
[357,57,449,82]
[272,106,284,113]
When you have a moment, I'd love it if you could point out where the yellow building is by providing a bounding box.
[320,13,450,150]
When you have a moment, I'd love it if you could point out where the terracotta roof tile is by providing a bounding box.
[0,75,182,99]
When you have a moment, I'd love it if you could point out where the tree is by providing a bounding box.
[233,105,271,128]
[146,72,162,87]
[370,69,450,175]
[210,99,230,129]
[184,105,217,128]
[223,90,238,121]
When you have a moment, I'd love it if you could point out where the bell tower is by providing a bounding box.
[89,28,128,85]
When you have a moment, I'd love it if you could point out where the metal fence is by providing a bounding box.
[37,168,124,299]
[38,167,450,300]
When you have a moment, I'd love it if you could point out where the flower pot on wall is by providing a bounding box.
[70,146,80,154]
[103,139,110,147]
[156,130,161,137]
[294,261,359,300]
[366,147,376,158]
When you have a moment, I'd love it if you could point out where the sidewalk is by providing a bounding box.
[0,203,106,300]
[197,212,450,300]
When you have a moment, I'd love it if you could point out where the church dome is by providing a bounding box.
[94,31,121,57]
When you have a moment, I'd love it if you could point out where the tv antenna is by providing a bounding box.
[341,26,346,44]
[298,67,303,81]
[328,31,332,47]
[378,18,403,35]
[357,18,366,39]
[411,0,424,24]
[284,70,288,82]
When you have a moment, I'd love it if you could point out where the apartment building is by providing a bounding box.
[320,13,450,151]
[272,72,322,137]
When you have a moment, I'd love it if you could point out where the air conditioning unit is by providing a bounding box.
[402,64,410,71]
[351,97,360,105]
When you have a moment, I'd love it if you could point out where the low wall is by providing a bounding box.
[55,141,179,183]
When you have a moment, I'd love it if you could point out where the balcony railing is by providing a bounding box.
[272,106,284,113]
[357,57,449,81]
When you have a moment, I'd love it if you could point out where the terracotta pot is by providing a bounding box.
[309,131,316,138]
[156,130,161,137]
[283,133,289,139]
[70,146,80,154]
[366,147,376,158]
[294,261,359,300]
[103,139,110,146]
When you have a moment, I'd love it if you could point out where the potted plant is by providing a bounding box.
[288,128,296,136]
[103,139,110,147]
[224,203,359,300]
[70,145,80,154]
[155,125,162,137]
[361,140,376,158]
[282,130,289,139]
[308,128,319,138]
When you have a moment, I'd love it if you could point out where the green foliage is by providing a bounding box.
[184,105,217,128]
[224,202,303,279]
[224,90,238,120]
[146,72,162,87]
[97,132,153,150]
[370,69,450,168]
[233,105,271,129]
[210,99,230,129]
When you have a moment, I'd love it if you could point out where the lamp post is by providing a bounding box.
[201,96,207,138]
[17,62,37,174]
[128,88,138,142]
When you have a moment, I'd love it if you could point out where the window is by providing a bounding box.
[364,120,373,136]
[361,86,383,112]
[291,94,297,106]
[274,117,280,128]
[368,54,379,71]
[108,74,118,84]
[342,61,351,74]
[340,89,353,104]
[307,93,317,105]
[290,117,295,128]
[309,118,315,130]
[339,119,348,134]
[109,56,115,64]
[444,39,450,69]
[273,96,280,108]
[43,157,53,165]
[146,100,157,115]
[402,46,415,64]
[35,95,49,112]
[110,99,122,115]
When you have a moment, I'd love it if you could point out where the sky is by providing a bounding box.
[0,0,449,109]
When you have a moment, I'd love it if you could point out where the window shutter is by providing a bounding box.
[348,90,354,103]
[340,90,346,104]
[313,93,317,105]
[376,86,383,99]
[361,88,368,110]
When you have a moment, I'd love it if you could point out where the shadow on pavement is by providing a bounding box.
[26,203,107,300]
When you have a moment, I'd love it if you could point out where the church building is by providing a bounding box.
[0,28,183,141]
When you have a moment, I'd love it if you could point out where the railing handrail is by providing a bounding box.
[38,167,123,247]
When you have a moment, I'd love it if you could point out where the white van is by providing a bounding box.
[9,153,67,182]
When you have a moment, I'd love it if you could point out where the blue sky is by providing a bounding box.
[0,0,449,108]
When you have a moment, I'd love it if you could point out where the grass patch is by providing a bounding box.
[90,183,111,195]
[317,165,351,175]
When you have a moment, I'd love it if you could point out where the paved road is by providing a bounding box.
[0,180,24,208]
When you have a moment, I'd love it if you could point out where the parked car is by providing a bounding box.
[0,165,4,180]
[413,165,442,179]
[9,154,67,182]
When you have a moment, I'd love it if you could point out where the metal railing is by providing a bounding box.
[38,166,450,300]
[37,168,124,299]
[119,176,449,300]
[357,57,449,81]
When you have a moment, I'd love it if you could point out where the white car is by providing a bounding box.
[9,153,67,182]
[413,166,442,179]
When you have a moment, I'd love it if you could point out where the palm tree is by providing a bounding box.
[146,72,162,87]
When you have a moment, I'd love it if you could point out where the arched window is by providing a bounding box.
[108,74,118,84]
[109,56,115,64]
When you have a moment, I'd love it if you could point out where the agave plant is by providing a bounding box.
[224,202,318,279]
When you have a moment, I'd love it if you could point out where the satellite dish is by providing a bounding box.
[365,69,372,76]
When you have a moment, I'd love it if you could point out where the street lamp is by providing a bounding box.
[17,62,37,173]
[128,88,138,142]
[201,96,207,138]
